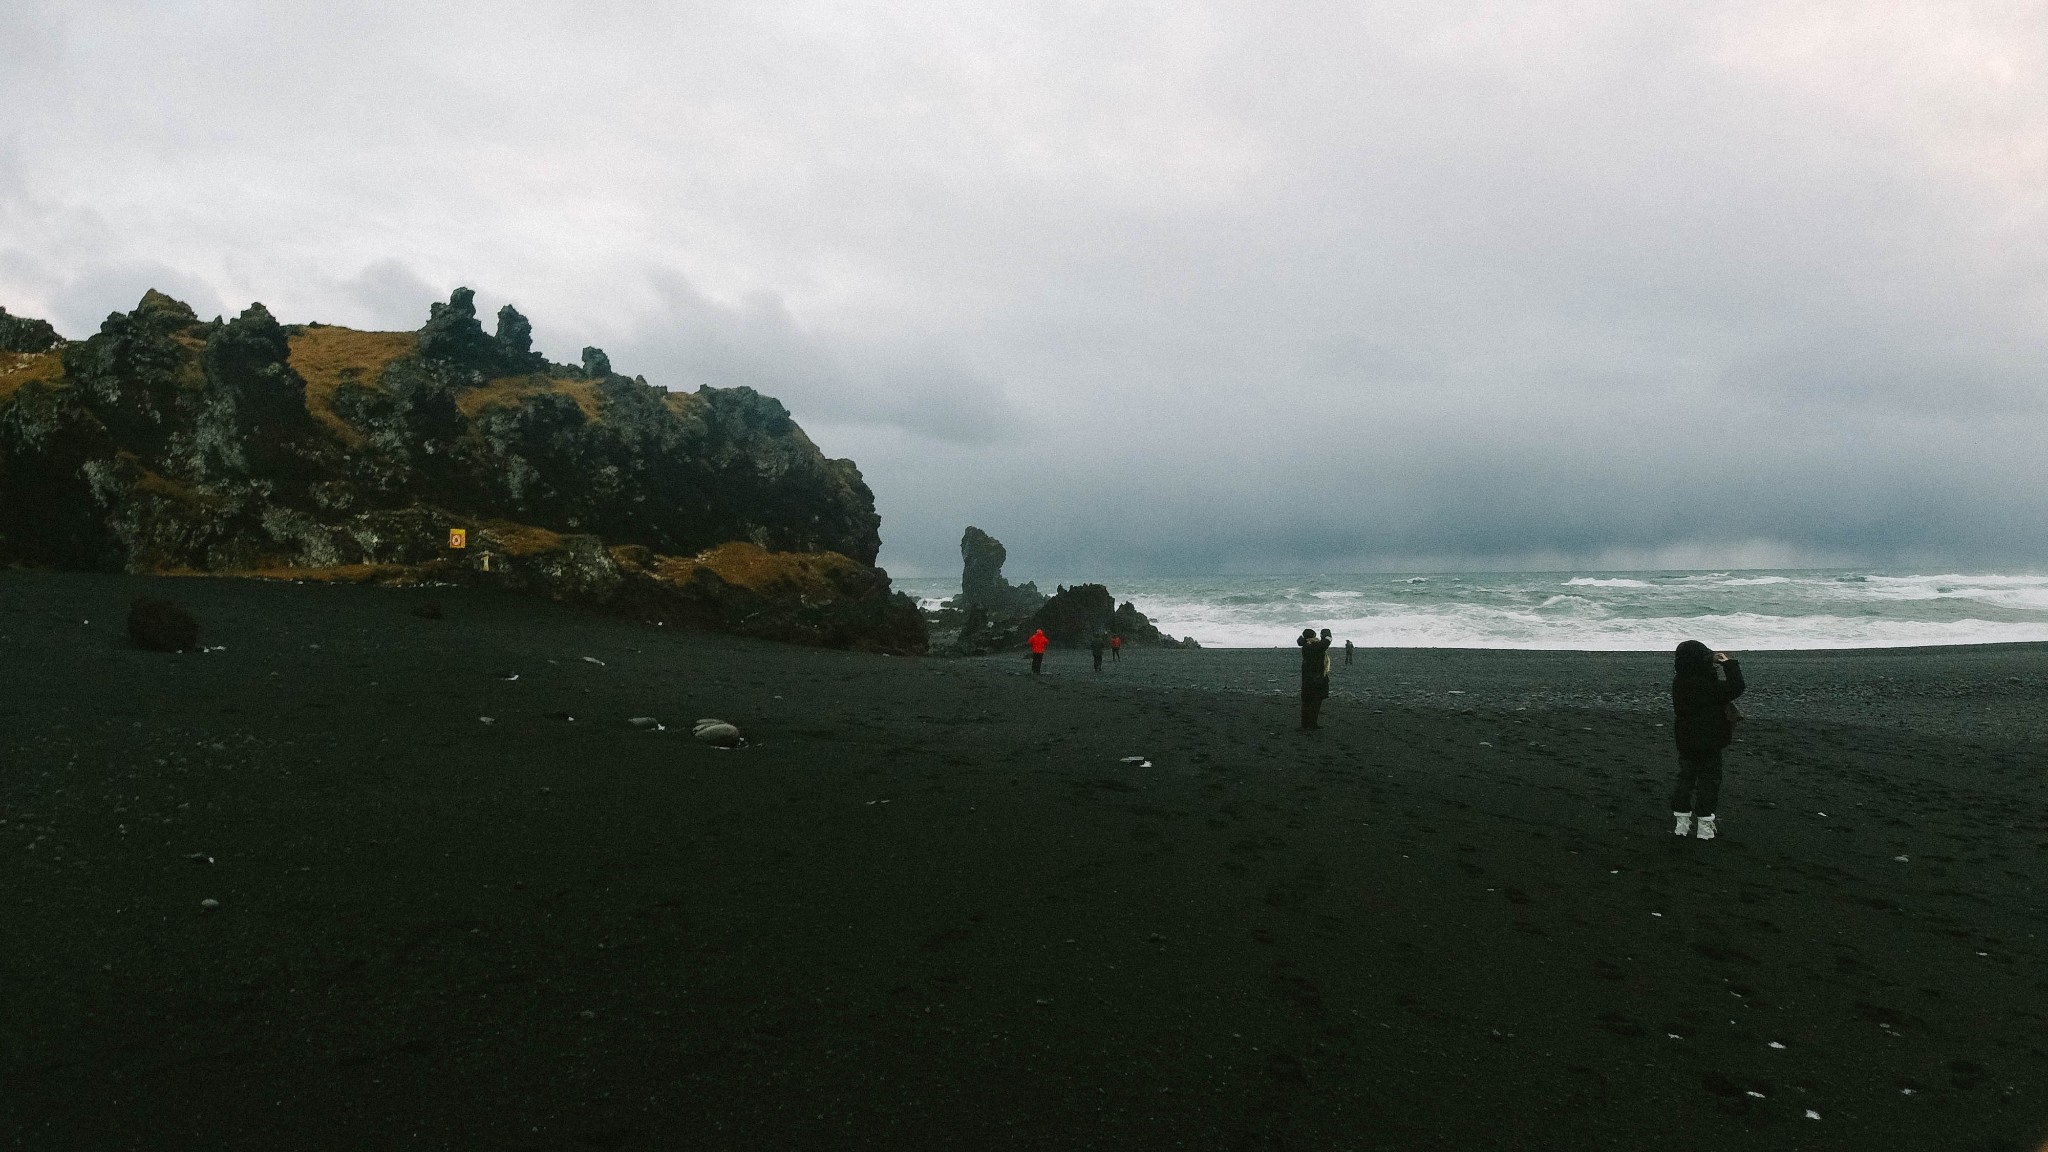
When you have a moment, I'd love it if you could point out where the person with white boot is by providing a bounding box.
[1669,640,1744,840]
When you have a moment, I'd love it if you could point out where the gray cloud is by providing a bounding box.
[45,262,226,335]
[339,260,443,332]
[599,274,1021,445]
[2,2,2045,576]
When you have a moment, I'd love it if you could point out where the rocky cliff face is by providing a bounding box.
[0,289,923,653]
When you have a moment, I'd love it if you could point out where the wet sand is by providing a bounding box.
[4,572,2045,1150]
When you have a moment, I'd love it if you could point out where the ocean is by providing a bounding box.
[891,570,2048,651]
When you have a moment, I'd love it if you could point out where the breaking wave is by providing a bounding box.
[893,569,2048,650]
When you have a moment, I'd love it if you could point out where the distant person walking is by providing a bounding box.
[1670,640,1745,840]
[1110,634,1122,662]
[1090,631,1106,672]
[1298,627,1333,729]
[1029,628,1049,675]
[1344,639,1354,666]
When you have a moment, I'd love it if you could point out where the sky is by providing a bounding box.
[4,2,2046,580]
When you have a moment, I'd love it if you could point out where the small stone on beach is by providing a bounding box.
[694,720,743,747]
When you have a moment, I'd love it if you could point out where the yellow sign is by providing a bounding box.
[448,528,467,549]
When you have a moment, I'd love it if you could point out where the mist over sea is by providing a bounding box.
[893,571,2048,651]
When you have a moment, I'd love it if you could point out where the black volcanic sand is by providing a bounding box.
[4,573,2046,1151]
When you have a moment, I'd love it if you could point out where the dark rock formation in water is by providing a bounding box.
[927,526,1042,653]
[0,290,923,654]
[1026,583,1181,648]
[924,525,1195,652]
[954,526,1043,617]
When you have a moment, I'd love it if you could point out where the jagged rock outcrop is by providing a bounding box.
[922,525,1195,652]
[0,305,62,354]
[0,290,923,653]
[927,526,1042,653]
[1025,583,1181,648]
[954,526,1043,617]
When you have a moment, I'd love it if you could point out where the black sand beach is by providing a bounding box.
[4,572,2045,1150]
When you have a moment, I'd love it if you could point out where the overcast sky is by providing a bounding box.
[4,3,2045,578]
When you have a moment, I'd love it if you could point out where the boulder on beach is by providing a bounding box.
[127,597,198,651]
[693,719,743,747]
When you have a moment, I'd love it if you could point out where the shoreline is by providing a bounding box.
[5,571,2044,1149]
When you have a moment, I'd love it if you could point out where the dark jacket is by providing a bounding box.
[1298,634,1332,700]
[1672,659,1744,758]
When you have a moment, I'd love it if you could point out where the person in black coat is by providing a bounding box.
[1298,627,1333,730]
[1670,639,1745,840]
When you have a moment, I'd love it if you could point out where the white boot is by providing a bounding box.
[1696,814,1717,841]
[1673,811,1693,837]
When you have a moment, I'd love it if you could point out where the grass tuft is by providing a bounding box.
[457,376,603,422]
[287,327,418,443]
[0,350,67,406]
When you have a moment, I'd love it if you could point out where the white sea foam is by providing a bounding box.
[894,569,2048,651]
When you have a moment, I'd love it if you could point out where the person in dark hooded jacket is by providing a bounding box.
[1297,628,1333,729]
[1670,639,1744,840]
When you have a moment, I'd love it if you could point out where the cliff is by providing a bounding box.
[0,289,924,653]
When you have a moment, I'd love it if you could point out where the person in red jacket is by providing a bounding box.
[1028,628,1049,674]
[1110,634,1122,662]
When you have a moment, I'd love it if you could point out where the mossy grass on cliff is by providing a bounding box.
[0,349,65,406]
[455,374,604,422]
[284,325,418,444]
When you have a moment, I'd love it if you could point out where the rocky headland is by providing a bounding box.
[0,289,925,653]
